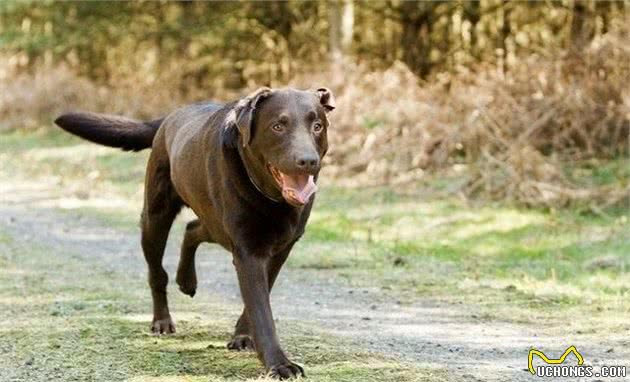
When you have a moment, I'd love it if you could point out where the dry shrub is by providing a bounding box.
[2,20,628,208]
[293,61,455,186]
[299,21,629,208]
[0,61,96,130]
[459,22,629,207]
[0,57,232,130]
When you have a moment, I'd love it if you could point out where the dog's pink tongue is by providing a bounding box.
[282,174,317,205]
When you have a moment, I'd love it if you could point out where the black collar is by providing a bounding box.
[238,147,283,203]
[245,168,283,203]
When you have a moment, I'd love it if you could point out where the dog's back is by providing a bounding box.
[160,102,223,156]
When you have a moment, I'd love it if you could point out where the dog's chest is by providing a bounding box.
[268,216,302,250]
[247,209,306,254]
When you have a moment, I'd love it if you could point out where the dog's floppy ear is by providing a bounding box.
[233,87,273,147]
[316,87,336,112]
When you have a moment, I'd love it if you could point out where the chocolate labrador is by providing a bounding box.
[54,87,335,379]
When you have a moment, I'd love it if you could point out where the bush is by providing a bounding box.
[311,20,629,208]
[1,19,628,208]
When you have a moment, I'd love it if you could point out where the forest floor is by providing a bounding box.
[1,129,629,382]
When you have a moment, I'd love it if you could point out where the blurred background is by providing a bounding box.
[1,2,629,381]
[1,0,628,207]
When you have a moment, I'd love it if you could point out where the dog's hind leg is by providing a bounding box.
[141,145,182,335]
[176,219,212,297]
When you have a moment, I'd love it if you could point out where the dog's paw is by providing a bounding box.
[227,334,255,351]
[151,317,176,335]
[269,360,305,380]
[176,270,197,298]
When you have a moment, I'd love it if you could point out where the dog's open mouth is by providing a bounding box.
[268,165,317,206]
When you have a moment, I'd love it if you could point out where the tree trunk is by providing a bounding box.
[497,0,511,72]
[400,2,434,78]
[329,1,341,62]
[570,0,594,52]
[463,1,480,60]
[329,1,353,59]
[595,0,612,35]
[341,0,354,53]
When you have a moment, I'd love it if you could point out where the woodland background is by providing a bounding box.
[1,0,628,208]
[2,3,630,381]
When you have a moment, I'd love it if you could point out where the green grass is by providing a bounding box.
[0,227,445,382]
[567,157,630,187]
[298,187,629,316]
[0,128,149,199]
[0,128,77,151]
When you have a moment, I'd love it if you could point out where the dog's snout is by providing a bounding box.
[295,153,319,172]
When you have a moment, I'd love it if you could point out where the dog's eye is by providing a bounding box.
[313,123,323,133]
[271,124,284,132]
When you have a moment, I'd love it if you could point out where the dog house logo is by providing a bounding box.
[528,346,585,377]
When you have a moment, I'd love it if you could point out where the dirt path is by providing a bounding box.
[2,181,628,382]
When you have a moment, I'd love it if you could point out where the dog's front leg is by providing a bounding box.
[232,250,304,379]
[228,242,295,351]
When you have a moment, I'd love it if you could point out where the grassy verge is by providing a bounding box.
[2,128,629,330]
[0,226,446,382]
[301,187,629,323]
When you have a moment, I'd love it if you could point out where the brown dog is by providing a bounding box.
[55,87,335,379]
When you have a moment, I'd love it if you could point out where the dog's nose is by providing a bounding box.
[295,154,319,172]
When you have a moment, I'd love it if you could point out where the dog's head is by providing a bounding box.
[225,87,335,207]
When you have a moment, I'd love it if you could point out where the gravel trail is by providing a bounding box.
[2,181,627,382]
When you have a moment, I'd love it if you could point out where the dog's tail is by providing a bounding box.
[54,112,164,151]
